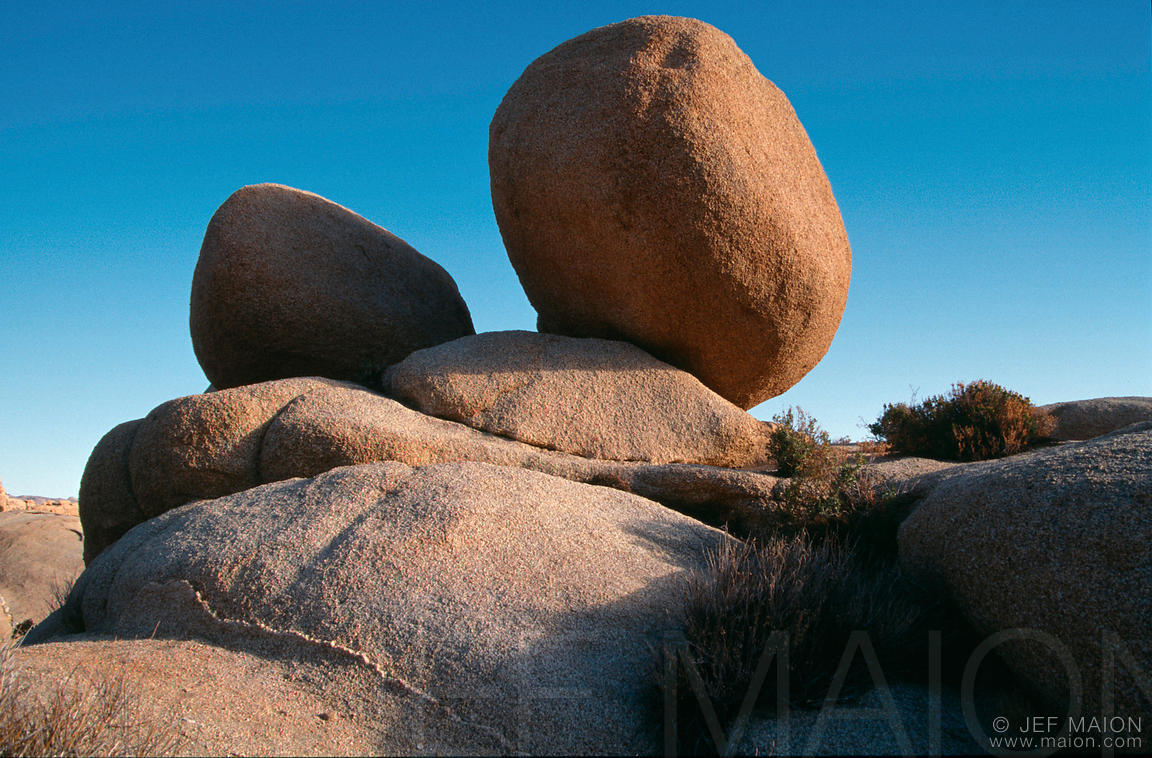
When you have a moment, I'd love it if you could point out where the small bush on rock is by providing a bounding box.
[771,448,869,527]
[767,407,827,477]
[868,380,1055,461]
[761,408,898,555]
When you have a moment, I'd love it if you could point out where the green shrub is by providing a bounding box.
[767,407,828,477]
[761,407,888,548]
[771,448,867,525]
[869,380,1055,461]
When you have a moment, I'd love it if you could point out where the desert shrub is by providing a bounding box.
[767,406,869,522]
[0,644,180,756]
[759,408,895,551]
[767,407,829,477]
[869,380,1055,461]
[663,534,970,754]
[8,620,33,641]
[771,447,868,525]
[657,405,981,751]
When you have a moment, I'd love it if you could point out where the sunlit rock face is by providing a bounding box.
[489,15,852,409]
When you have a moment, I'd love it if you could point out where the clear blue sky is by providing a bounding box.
[2,1,1149,496]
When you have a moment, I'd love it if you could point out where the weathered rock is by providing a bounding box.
[384,331,774,466]
[80,378,780,563]
[1038,396,1152,441]
[6,638,409,755]
[0,511,83,638]
[126,377,338,520]
[898,423,1152,715]
[67,462,732,754]
[859,456,963,499]
[79,377,340,563]
[0,497,79,516]
[190,183,475,390]
[489,16,851,408]
[78,420,144,564]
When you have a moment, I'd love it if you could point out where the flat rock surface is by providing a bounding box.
[490,16,851,408]
[384,330,774,466]
[6,637,397,756]
[62,461,732,755]
[899,422,1152,715]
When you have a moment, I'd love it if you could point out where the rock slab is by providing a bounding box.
[190,183,474,390]
[79,377,780,563]
[7,638,395,755]
[489,15,851,408]
[1038,396,1152,441]
[69,461,731,755]
[384,330,774,466]
[79,377,338,563]
[899,423,1152,716]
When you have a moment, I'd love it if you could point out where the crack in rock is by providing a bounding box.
[118,579,514,753]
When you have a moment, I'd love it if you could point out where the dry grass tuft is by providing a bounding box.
[0,644,180,757]
[664,534,973,754]
[48,576,85,635]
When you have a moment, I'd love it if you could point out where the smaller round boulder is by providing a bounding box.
[190,184,475,389]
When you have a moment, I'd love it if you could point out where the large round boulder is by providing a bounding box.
[190,184,475,390]
[384,331,775,466]
[489,16,851,409]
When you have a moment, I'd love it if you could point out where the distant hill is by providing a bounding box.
[0,477,79,516]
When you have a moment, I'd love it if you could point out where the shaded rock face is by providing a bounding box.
[0,511,83,639]
[79,378,338,563]
[736,683,979,756]
[489,15,851,409]
[190,183,474,390]
[384,330,774,466]
[898,423,1152,716]
[78,378,780,564]
[69,462,731,755]
[1038,396,1152,441]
